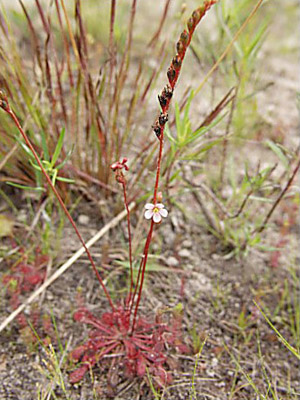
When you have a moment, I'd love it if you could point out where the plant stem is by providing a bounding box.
[131,220,154,332]
[130,1,218,328]
[254,156,300,235]
[122,182,134,305]
[2,100,115,311]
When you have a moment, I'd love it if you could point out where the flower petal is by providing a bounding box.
[145,210,154,219]
[159,208,168,218]
[153,212,162,223]
[155,203,164,209]
[145,203,154,210]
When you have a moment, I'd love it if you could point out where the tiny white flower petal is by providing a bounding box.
[153,212,162,223]
[159,208,168,218]
[145,203,154,210]
[145,209,154,219]
[155,203,164,209]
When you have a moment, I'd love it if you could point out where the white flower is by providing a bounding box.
[144,203,168,223]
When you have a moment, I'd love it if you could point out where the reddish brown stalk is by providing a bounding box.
[19,0,44,84]
[46,14,68,124]
[147,0,171,49]
[109,0,116,87]
[109,0,137,160]
[131,1,218,327]
[110,159,133,304]
[122,183,134,304]
[131,221,154,331]
[254,156,300,235]
[0,92,115,311]
[140,40,167,104]
[54,0,74,87]
[74,1,107,169]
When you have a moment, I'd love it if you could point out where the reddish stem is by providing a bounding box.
[130,1,217,328]
[131,220,154,332]
[3,103,115,311]
[122,182,134,305]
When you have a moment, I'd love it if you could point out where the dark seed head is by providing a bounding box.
[159,112,168,126]
[180,30,189,46]
[152,122,162,139]
[167,67,176,85]
[158,94,167,109]
[163,84,173,99]
[172,55,182,70]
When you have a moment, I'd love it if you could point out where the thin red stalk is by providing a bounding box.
[0,97,115,311]
[19,0,44,83]
[147,0,171,48]
[54,0,74,87]
[131,221,154,332]
[254,156,300,234]
[109,0,116,87]
[130,1,218,329]
[109,0,137,160]
[122,182,134,304]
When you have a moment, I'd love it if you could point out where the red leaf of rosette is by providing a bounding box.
[69,364,89,384]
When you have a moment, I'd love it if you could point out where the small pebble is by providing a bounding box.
[166,256,179,267]
[78,214,90,225]
[182,240,192,248]
[178,248,191,258]
[211,357,218,367]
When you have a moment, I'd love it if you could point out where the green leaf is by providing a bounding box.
[175,101,183,141]
[40,130,50,161]
[181,112,226,147]
[265,139,289,169]
[164,124,178,145]
[56,176,75,183]
[50,127,65,169]
[254,301,300,360]
[56,145,75,169]
[6,182,45,191]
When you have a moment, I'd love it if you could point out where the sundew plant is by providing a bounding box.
[0,1,217,387]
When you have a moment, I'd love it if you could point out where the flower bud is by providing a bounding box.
[176,40,185,56]
[157,192,163,202]
[0,90,8,110]
[180,30,189,46]
[187,16,194,32]
[192,9,201,25]
[167,66,176,84]
[172,55,182,70]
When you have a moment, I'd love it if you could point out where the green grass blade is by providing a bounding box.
[254,300,300,360]
[50,127,66,169]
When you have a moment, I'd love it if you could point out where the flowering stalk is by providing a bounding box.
[111,158,134,305]
[131,1,218,329]
[0,90,115,311]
